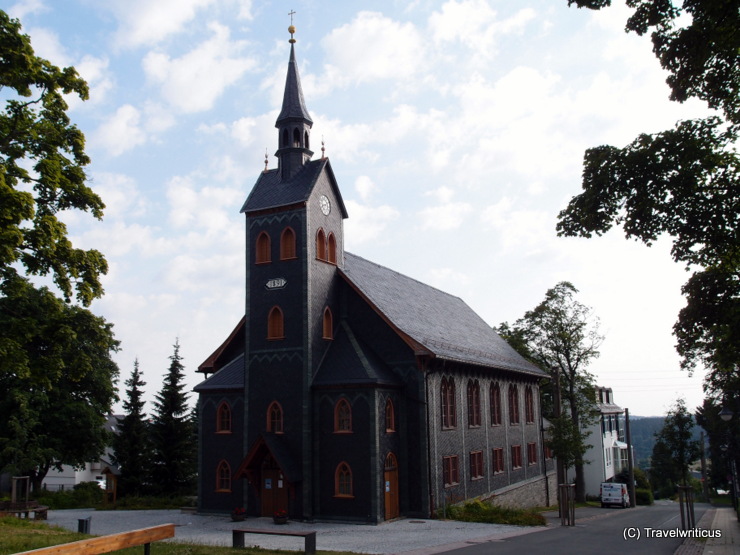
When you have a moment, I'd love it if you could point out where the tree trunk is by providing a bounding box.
[569,400,587,503]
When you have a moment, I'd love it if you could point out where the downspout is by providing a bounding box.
[538,384,549,507]
[423,358,435,517]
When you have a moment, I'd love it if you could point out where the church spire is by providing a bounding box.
[275,21,313,180]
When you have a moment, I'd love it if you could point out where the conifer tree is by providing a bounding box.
[112,360,152,497]
[150,340,196,495]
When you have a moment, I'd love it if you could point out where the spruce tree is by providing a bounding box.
[150,340,196,495]
[112,359,152,497]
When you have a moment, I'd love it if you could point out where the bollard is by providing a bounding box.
[78,516,91,534]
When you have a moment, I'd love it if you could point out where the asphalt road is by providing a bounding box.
[443,501,710,555]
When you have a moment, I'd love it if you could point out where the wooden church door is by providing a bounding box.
[384,452,399,520]
[260,455,288,517]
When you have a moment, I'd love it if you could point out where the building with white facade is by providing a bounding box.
[582,387,631,497]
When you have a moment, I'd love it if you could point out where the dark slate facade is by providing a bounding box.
[194,34,552,523]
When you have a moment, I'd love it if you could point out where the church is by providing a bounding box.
[194,27,554,523]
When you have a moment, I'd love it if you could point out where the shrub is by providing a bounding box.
[445,500,546,526]
[635,488,654,505]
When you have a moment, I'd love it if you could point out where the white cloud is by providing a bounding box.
[74,55,114,107]
[355,176,376,201]
[165,253,243,292]
[142,22,254,113]
[94,104,147,156]
[90,172,147,220]
[321,12,424,87]
[110,0,217,49]
[418,202,473,231]
[480,197,553,254]
[231,117,257,146]
[343,200,400,246]
[166,175,243,236]
[8,0,47,19]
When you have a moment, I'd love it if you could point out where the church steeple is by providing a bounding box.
[275,25,313,180]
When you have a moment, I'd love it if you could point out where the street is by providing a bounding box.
[445,501,711,555]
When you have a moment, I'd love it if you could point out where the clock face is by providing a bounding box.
[319,195,331,216]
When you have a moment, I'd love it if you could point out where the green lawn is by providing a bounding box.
[0,516,355,555]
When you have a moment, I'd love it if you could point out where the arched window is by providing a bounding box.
[267,306,284,339]
[280,227,297,260]
[216,402,232,433]
[293,128,301,147]
[509,385,520,424]
[327,233,337,264]
[490,384,501,426]
[282,129,289,148]
[267,401,283,433]
[385,398,396,432]
[304,131,310,149]
[334,398,352,433]
[525,386,535,423]
[216,460,231,492]
[335,462,353,497]
[441,377,456,429]
[316,228,327,261]
[467,380,481,427]
[322,307,333,339]
[256,231,271,264]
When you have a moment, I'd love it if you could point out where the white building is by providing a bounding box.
[41,415,120,491]
[582,387,631,497]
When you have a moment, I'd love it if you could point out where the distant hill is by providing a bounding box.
[628,416,704,470]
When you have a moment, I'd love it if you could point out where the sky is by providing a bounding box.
[6,0,714,417]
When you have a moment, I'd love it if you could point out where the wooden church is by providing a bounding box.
[194,27,554,523]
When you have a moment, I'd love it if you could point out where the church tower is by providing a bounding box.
[275,24,313,180]
[236,24,347,520]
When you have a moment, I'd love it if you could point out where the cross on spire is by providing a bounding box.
[288,10,297,43]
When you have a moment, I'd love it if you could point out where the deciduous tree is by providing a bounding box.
[499,281,602,501]
[0,279,119,491]
[0,10,107,305]
[649,398,701,497]
[558,0,739,398]
[0,10,117,493]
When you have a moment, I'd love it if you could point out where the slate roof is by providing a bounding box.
[341,252,547,378]
[276,43,312,124]
[193,353,245,392]
[241,160,321,213]
[241,157,348,217]
[313,321,403,387]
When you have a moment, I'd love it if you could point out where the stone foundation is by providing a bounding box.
[482,470,557,509]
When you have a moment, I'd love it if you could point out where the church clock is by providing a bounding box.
[319,195,331,215]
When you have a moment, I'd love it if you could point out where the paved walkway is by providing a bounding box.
[44,505,740,554]
[699,507,739,555]
[45,509,540,554]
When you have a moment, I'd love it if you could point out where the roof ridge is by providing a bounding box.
[343,251,465,303]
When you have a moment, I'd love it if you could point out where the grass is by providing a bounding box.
[0,516,356,555]
[444,500,547,526]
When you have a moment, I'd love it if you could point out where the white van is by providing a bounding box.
[600,482,629,508]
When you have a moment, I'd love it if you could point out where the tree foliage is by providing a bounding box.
[0,278,119,491]
[150,341,196,496]
[0,10,107,306]
[649,398,702,497]
[559,0,740,396]
[499,281,602,501]
[112,360,153,497]
[695,396,740,492]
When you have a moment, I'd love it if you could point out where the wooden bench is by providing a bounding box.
[16,523,175,555]
[232,528,316,554]
[0,502,48,520]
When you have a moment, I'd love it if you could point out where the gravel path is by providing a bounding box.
[45,509,542,554]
